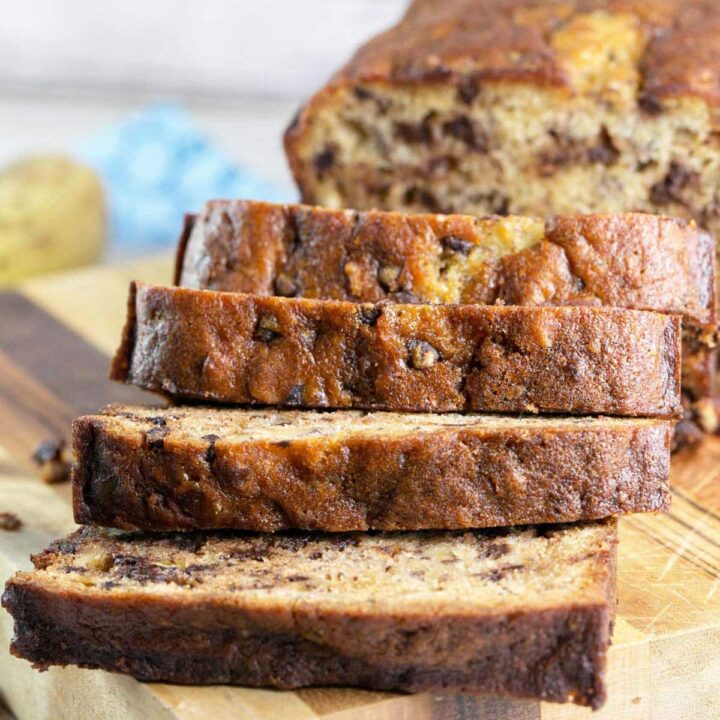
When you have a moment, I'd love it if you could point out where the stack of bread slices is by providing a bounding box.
[3,201,715,710]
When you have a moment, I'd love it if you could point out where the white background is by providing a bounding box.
[0,0,407,190]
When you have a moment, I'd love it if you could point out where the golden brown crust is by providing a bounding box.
[336,0,720,103]
[110,283,682,417]
[72,406,671,531]
[176,201,716,325]
[287,0,720,116]
[2,522,617,708]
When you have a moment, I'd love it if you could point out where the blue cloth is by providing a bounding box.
[77,102,291,252]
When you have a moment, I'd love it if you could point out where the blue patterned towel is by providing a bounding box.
[77,102,291,253]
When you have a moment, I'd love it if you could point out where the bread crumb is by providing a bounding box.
[0,512,22,531]
[32,438,72,484]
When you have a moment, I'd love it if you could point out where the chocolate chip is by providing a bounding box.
[172,534,208,553]
[479,563,524,582]
[273,535,311,552]
[493,196,510,216]
[53,538,79,556]
[354,86,372,100]
[442,117,487,151]
[457,76,481,105]
[32,438,66,465]
[255,314,281,342]
[286,385,304,405]
[149,416,167,426]
[359,304,382,326]
[146,426,168,450]
[441,235,474,256]
[222,546,271,562]
[111,555,200,586]
[286,211,303,253]
[0,512,21,531]
[275,440,292,448]
[353,86,390,113]
[394,113,435,145]
[650,162,698,206]
[31,438,72,484]
[378,264,402,292]
[638,93,663,116]
[478,541,511,559]
[332,536,361,551]
[403,187,443,213]
[408,340,441,369]
[203,434,220,463]
[588,126,619,166]
[313,148,335,173]
[274,272,298,297]
[427,155,458,175]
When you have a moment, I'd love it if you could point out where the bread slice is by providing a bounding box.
[73,405,671,532]
[176,201,715,325]
[283,0,720,249]
[110,283,682,417]
[175,200,717,440]
[2,520,617,708]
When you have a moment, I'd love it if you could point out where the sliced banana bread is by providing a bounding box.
[110,283,682,417]
[176,202,714,323]
[284,0,720,243]
[73,405,671,531]
[2,520,617,708]
[175,200,717,437]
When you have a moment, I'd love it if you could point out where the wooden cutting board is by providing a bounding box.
[1,257,719,720]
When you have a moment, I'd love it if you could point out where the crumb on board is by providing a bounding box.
[0,512,22,531]
[31,438,72,484]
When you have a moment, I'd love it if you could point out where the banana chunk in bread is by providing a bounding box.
[73,405,671,531]
[176,201,717,437]
[110,283,682,417]
[285,0,720,245]
[2,520,617,708]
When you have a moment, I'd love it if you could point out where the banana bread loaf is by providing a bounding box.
[176,200,717,437]
[2,520,617,708]
[285,0,720,243]
[110,283,682,417]
[73,404,671,531]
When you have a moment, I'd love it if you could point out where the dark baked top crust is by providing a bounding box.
[72,405,671,531]
[317,0,720,106]
[110,283,683,417]
[176,201,716,325]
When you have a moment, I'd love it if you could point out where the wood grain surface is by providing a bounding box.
[0,257,719,720]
